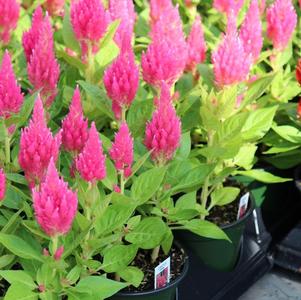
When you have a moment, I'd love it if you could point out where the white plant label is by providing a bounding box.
[237,192,250,220]
[154,257,171,290]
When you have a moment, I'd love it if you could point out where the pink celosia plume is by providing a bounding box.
[212,13,251,87]
[266,0,297,51]
[109,122,133,178]
[185,16,206,72]
[144,82,181,165]
[76,122,106,183]
[213,0,244,15]
[0,168,6,201]
[33,158,78,237]
[62,87,88,153]
[150,0,173,23]
[70,0,110,57]
[239,0,263,62]
[19,96,62,187]
[0,51,24,119]
[109,0,136,48]
[43,0,65,16]
[0,0,20,45]
[104,48,139,119]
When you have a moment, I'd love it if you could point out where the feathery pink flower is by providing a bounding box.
[43,0,65,16]
[54,246,64,260]
[185,16,206,72]
[144,82,181,165]
[266,0,297,51]
[33,158,77,237]
[0,168,6,201]
[104,49,139,119]
[109,0,136,48]
[109,122,133,178]
[150,0,173,23]
[0,51,24,119]
[213,0,244,15]
[0,0,20,45]
[19,97,62,187]
[22,7,51,63]
[212,13,251,87]
[27,26,60,107]
[239,0,263,62]
[70,0,110,57]
[76,122,106,183]
[62,87,88,153]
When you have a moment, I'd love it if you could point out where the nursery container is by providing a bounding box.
[110,251,189,300]
[177,194,255,271]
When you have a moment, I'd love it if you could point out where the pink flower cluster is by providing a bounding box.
[61,87,88,154]
[213,0,244,15]
[104,48,139,120]
[76,122,106,183]
[142,0,187,88]
[70,0,110,58]
[19,97,62,187]
[0,51,24,119]
[0,0,20,45]
[0,168,5,201]
[110,122,133,178]
[212,13,251,87]
[239,0,263,63]
[145,83,181,165]
[23,7,60,107]
[33,159,77,237]
[266,0,297,51]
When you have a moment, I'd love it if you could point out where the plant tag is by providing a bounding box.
[154,257,170,290]
[237,192,250,220]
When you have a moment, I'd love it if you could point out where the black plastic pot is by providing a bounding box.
[110,251,189,300]
[177,194,255,272]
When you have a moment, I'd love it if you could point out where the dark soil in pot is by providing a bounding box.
[0,279,9,297]
[110,243,189,300]
[177,184,255,272]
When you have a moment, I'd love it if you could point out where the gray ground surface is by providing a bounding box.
[240,268,301,300]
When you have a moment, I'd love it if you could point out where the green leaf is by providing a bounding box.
[241,106,278,141]
[66,266,82,285]
[117,267,144,288]
[175,132,191,159]
[183,219,230,241]
[131,167,167,205]
[272,125,301,144]
[0,233,43,262]
[102,244,138,273]
[74,276,127,299]
[211,187,240,206]
[5,174,27,185]
[161,227,173,255]
[62,6,80,52]
[234,169,292,183]
[101,159,117,191]
[126,151,151,182]
[4,283,38,300]
[0,255,15,269]
[175,192,197,210]
[240,73,275,109]
[0,271,36,290]
[125,217,168,249]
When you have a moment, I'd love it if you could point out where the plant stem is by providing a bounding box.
[121,106,126,124]
[86,44,95,83]
[4,131,10,166]
[120,171,125,195]
[51,235,59,257]
[151,246,160,263]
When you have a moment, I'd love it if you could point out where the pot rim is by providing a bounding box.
[115,243,189,297]
[219,191,255,230]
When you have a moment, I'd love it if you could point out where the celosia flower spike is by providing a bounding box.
[109,0,136,48]
[62,87,88,153]
[213,0,244,15]
[109,122,133,178]
[212,12,251,87]
[0,168,6,201]
[239,0,263,62]
[70,0,110,57]
[150,0,173,23]
[104,48,139,120]
[266,0,297,51]
[19,96,62,187]
[0,51,24,119]
[33,158,78,237]
[144,82,181,165]
[76,122,106,183]
[43,0,65,16]
[185,16,206,73]
[0,0,20,45]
